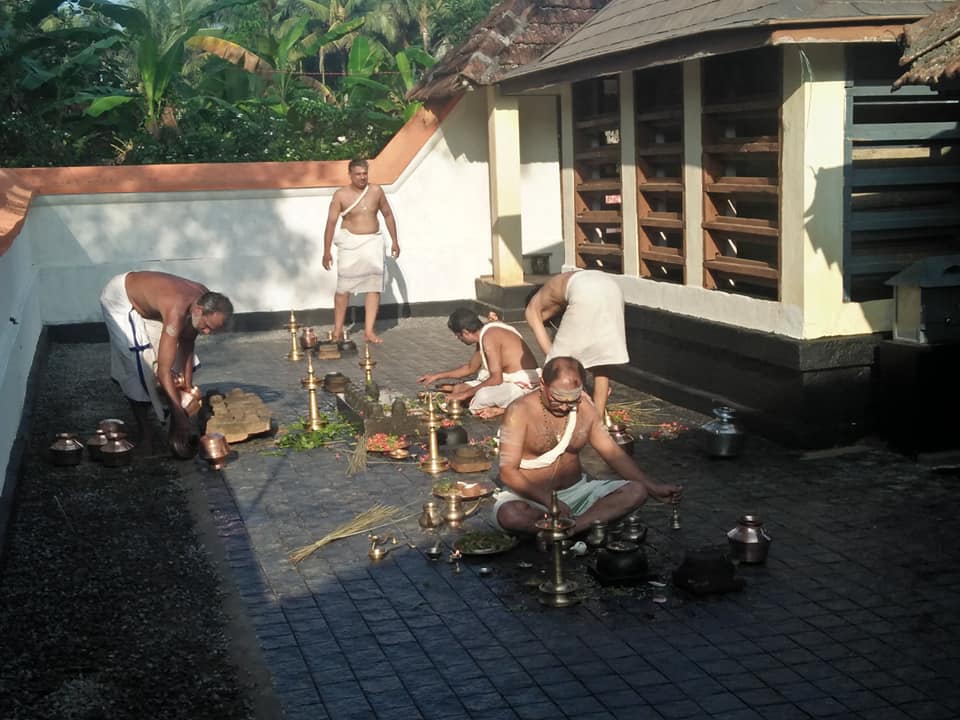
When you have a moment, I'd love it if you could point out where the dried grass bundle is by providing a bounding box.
[345,433,368,476]
[289,503,405,564]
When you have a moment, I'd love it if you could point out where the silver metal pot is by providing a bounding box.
[701,406,745,458]
[727,514,771,564]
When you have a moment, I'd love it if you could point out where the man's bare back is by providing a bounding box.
[125,271,207,337]
[481,325,539,375]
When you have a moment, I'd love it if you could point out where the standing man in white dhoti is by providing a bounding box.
[493,357,681,535]
[99,271,233,454]
[322,158,400,344]
[524,269,628,418]
[416,307,541,419]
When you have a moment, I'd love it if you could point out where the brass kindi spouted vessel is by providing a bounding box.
[439,494,481,529]
[301,352,326,432]
[285,310,302,361]
[535,491,579,607]
[419,392,450,474]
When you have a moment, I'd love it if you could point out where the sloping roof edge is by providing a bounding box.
[895,0,960,87]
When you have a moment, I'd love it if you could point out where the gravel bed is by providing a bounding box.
[0,342,258,720]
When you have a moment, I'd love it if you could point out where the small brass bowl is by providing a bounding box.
[388,448,411,460]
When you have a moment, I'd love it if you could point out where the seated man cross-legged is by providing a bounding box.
[417,307,541,419]
[494,356,682,535]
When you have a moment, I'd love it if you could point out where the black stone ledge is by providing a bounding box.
[0,327,49,561]
[45,300,471,343]
[473,276,543,322]
[615,304,886,449]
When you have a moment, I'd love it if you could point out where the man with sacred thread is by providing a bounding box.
[322,158,400,345]
[493,356,682,534]
[416,307,541,418]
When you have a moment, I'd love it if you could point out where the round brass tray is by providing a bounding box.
[432,480,496,500]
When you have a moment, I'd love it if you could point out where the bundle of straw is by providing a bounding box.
[289,503,405,563]
[346,433,368,476]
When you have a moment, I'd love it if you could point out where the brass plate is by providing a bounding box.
[433,479,496,499]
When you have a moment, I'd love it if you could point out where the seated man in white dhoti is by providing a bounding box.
[493,357,681,535]
[525,269,628,418]
[416,308,541,419]
[322,158,400,345]
[99,271,233,454]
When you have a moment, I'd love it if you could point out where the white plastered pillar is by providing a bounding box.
[619,70,640,277]
[558,83,577,269]
[486,85,524,286]
[682,59,704,286]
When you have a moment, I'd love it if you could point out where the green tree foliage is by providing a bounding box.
[0,0,498,167]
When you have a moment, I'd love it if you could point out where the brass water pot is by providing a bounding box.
[49,433,84,466]
[418,501,444,529]
[101,432,134,467]
[440,495,481,528]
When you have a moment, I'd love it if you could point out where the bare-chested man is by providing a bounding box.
[493,356,681,534]
[100,271,233,453]
[322,158,399,344]
[416,308,541,419]
[525,270,628,418]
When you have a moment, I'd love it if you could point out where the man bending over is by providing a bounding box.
[100,271,233,454]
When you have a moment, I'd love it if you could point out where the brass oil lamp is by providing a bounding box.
[300,351,326,432]
[535,491,578,607]
[285,310,302,361]
[419,392,450,475]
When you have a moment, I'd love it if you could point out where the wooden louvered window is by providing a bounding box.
[635,65,685,284]
[701,47,782,300]
[844,44,960,302]
[572,77,623,274]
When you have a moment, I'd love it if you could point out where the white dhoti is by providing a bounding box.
[467,368,541,413]
[546,270,629,369]
[99,273,197,422]
[334,228,385,294]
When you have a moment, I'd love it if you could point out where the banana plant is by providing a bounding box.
[76,0,254,136]
[186,16,363,114]
[342,35,434,122]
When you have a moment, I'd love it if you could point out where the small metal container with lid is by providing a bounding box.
[727,514,771,564]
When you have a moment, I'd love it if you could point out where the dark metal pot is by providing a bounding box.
[101,432,134,467]
[596,540,647,579]
[49,433,84,466]
[85,429,108,461]
[437,424,468,446]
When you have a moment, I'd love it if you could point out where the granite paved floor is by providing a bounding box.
[186,316,960,720]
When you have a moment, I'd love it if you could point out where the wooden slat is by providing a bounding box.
[703,218,779,237]
[703,138,779,153]
[850,165,960,187]
[701,97,780,114]
[634,107,682,123]
[638,215,683,230]
[639,249,684,265]
[577,244,623,256]
[577,179,621,192]
[575,113,619,130]
[848,207,960,232]
[635,143,683,156]
[704,257,779,281]
[576,210,621,223]
[638,180,682,192]
[849,122,960,142]
[706,179,779,195]
[575,147,619,161]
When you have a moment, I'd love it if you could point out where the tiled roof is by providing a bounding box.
[409,0,611,100]
[895,0,960,87]
[503,0,946,88]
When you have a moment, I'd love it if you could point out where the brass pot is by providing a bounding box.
[179,386,202,417]
[49,433,84,466]
[607,423,635,456]
[440,495,481,528]
[85,429,108,461]
[99,418,127,436]
[199,432,230,469]
[418,501,444,529]
[101,432,134,467]
[299,326,318,350]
